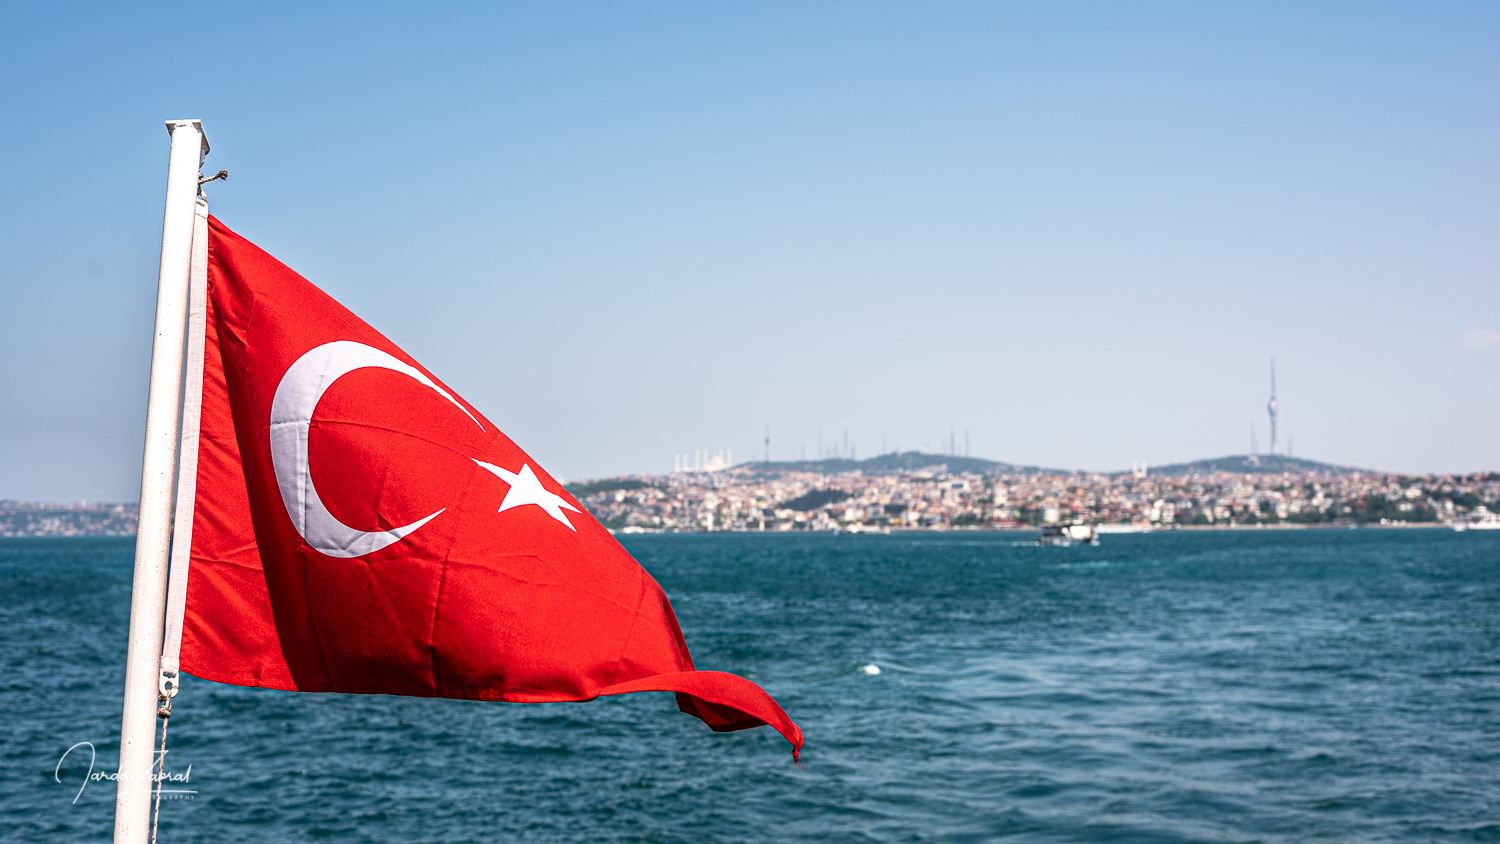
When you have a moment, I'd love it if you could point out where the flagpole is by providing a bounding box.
[113,119,208,844]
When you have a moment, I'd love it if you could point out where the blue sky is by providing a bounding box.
[1,2,1497,499]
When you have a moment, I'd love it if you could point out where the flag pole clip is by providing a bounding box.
[157,667,180,703]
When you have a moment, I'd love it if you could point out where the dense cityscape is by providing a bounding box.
[0,500,138,537]
[5,452,1498,537]
[570,452,1500,534]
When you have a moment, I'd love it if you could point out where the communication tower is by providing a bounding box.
[1267,358,1278,457]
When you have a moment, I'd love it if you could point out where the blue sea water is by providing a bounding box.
[3,529,1498,843]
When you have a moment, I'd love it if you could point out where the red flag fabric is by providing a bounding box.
[180,216,802,760]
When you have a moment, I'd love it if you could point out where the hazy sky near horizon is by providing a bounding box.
[2,2,1497,500]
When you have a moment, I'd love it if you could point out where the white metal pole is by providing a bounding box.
[113,119,208,844]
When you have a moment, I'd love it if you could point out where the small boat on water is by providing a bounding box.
[1454,507,1500,531]
[1094,524,1146,534]
[1038,523,1099,547]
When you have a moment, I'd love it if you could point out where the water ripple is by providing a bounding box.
[3,530,1498,842]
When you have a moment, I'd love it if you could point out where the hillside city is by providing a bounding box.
[0,500,139,537]
[4,453,1497,537]
[569,453,1500,534]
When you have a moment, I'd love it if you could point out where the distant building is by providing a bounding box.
[675,448,732,473]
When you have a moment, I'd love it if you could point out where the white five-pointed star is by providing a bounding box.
[472,459,580,531]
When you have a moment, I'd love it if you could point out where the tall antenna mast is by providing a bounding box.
[1267,357,1278,457]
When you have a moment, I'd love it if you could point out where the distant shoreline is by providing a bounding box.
[609,521,1457,536]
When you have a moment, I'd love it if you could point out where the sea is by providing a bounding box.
[3,529,1497,843]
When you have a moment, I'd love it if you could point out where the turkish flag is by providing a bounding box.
[180,216,802,759]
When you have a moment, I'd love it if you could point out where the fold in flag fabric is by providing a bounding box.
[181,216,802,760]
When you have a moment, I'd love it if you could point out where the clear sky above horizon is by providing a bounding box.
[2,2,1497,500]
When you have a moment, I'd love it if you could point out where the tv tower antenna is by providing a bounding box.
[1267,358,1278,457]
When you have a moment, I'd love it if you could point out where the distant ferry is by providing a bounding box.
[1454,508,1500,531]
[1038,524,1098,547]
[1094,524,1146,534]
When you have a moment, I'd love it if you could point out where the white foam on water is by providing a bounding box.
[861,664,881,675]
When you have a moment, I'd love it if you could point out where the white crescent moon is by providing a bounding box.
[269,340,482,559]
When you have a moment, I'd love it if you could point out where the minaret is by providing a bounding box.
[764,423,770,462]
[1267,358,1278,457]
